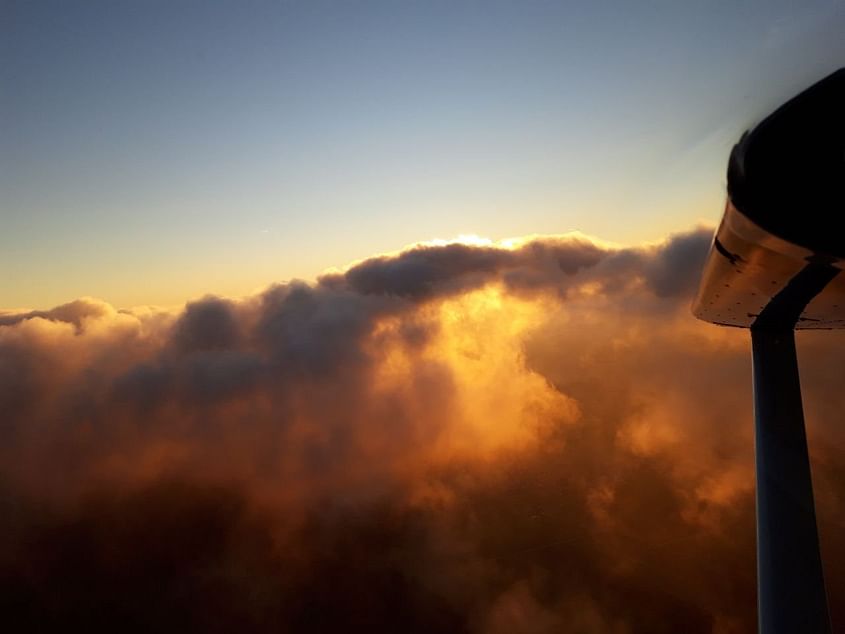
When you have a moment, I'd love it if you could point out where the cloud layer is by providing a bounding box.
[2,227,843,632]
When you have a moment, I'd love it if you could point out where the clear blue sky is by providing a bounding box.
[2,0,844,308]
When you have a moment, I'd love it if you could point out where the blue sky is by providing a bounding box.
[3,0,844,307]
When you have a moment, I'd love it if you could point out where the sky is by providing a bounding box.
[2,3,845,632]
[3,0,845,308]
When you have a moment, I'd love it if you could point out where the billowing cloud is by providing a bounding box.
[1,227,843,632]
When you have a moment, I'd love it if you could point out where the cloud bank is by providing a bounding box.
[2,227,843,632]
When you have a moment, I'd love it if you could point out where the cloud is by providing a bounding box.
[0,297,116,331]
[1,226,843,632]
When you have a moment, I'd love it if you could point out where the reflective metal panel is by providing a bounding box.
[692,203,845,329]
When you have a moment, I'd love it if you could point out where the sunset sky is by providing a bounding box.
[3,0,845,308]
[2,2,845,633]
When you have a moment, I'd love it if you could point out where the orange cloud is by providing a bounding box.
[1,227,843,632]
